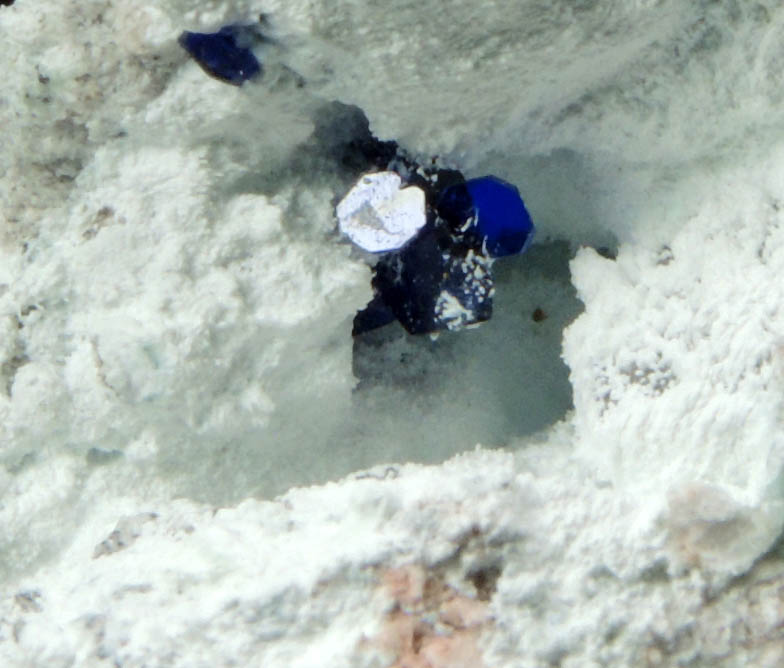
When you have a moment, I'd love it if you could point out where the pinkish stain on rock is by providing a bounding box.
[366,564,493,668]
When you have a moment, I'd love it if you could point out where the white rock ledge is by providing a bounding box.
[2,443,783,666]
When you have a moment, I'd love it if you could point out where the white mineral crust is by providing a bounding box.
[336,171,426,253]
[1,0,783,666]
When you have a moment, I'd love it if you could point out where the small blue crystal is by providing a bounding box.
[178,25,262,86]
[438,176,535,258]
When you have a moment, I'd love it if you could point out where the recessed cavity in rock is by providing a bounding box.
[184,100,581,477]
[348,241,582,459]
[294,104,580,457]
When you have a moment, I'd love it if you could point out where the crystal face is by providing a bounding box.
[438,176,535,258]
[370,227,494,334]
[336,172,427,253]
[178,25,263,86]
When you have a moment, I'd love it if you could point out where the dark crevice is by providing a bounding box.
[466,562,502,601]
[347,240,583,459]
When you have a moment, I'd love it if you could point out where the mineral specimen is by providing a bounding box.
[178,25,263,86]
[340,137,535,336]
[370,225,494,334]
[437,176,535,258]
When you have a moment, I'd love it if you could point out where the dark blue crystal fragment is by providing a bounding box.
[178,25,262,86]
[363,226,493,335]
[352,294,397,336]
[438,176,534,258]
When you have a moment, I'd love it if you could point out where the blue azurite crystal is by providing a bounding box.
[178,25,262,86]
[369,225,493,334]
[437,176,535,258]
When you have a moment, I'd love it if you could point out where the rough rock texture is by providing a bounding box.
[2,447,783,666]
[1,0,784,666]
[565,153,784,577]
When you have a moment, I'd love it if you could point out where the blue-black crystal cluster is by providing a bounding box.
[347,139,535,336]
[178,24,263,86]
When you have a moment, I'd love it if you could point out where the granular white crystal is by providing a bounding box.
[336,171,426,252]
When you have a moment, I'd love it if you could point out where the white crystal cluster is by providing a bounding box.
[336,171,426,252]
[1,0,783,666]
